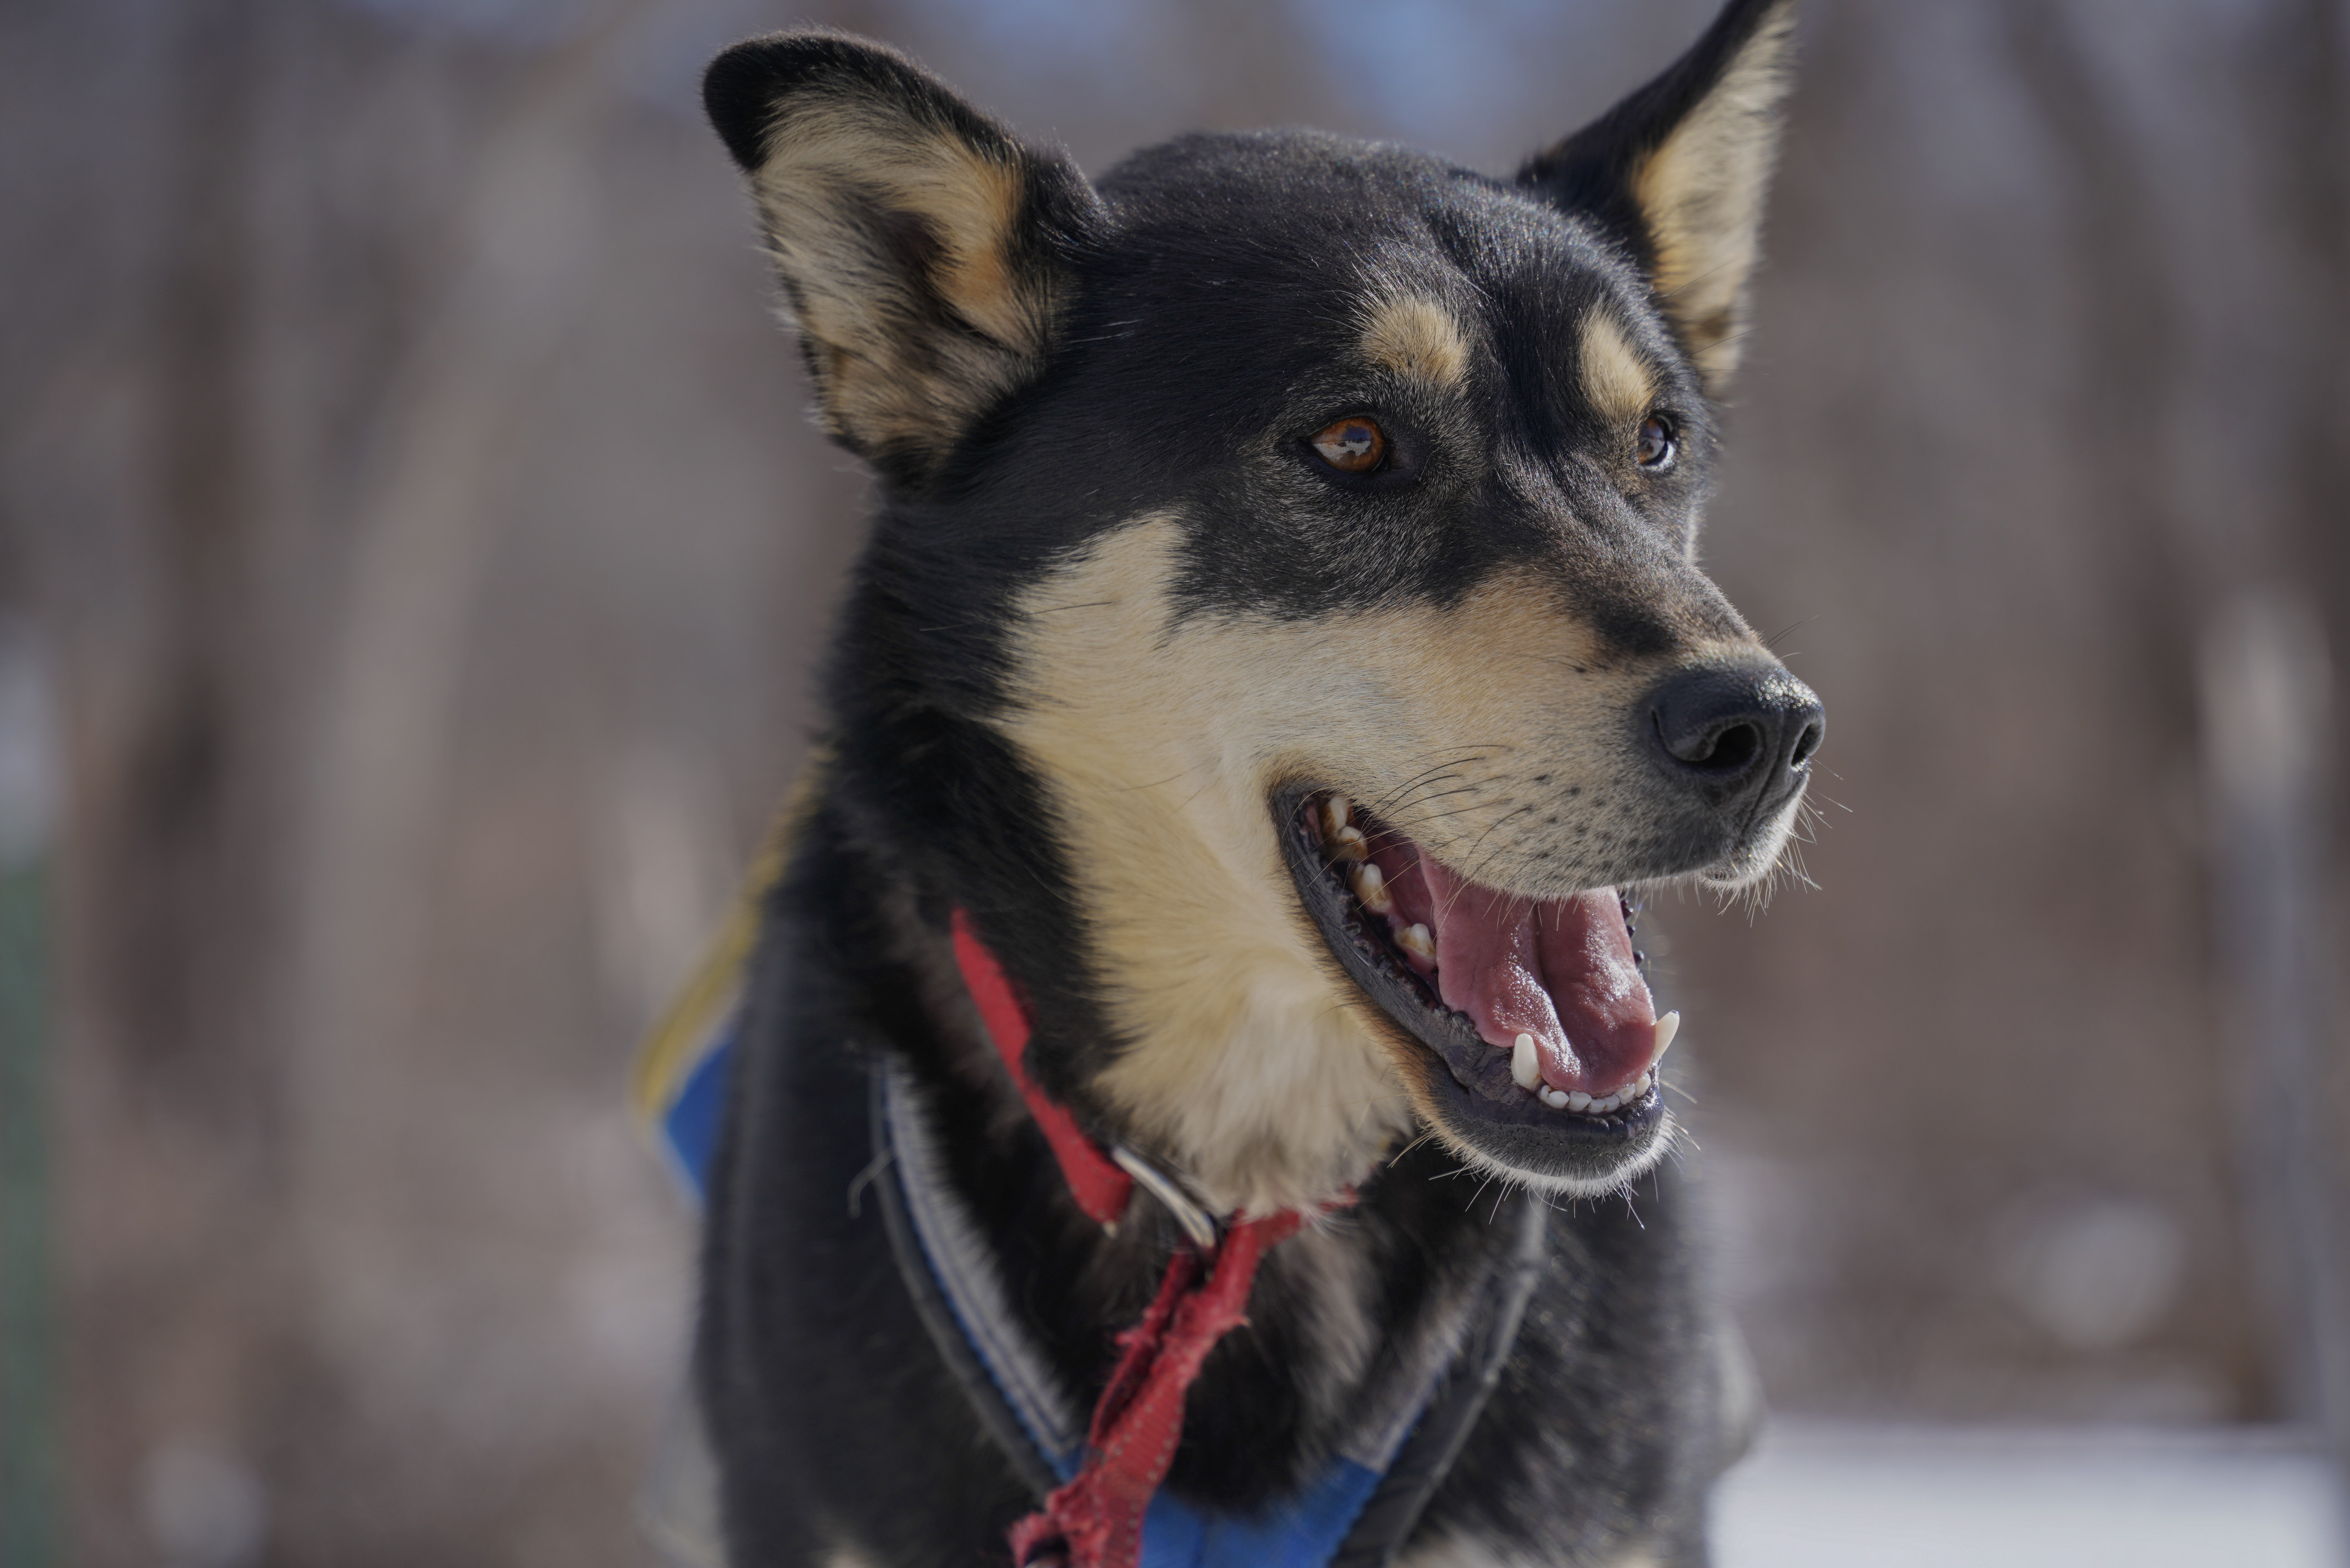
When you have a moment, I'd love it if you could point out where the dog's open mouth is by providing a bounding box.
[1277,786,1678,1171]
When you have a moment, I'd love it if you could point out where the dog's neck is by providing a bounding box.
[833,811,1516,1512]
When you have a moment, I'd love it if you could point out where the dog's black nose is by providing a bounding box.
[1642,664,1824,817]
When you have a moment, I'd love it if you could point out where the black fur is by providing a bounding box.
[693,5,1805,1564]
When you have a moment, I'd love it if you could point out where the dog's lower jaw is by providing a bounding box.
[1694,798,1805,896]
[1377,1003,1677,1202]
[1276,789,1680,1195]
[1423,1089,1677,1202]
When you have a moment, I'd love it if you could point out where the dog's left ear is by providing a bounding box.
[1519,0,1798,395]
[704,32,1101,488]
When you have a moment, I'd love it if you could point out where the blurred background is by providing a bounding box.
[1,0,2346,1563]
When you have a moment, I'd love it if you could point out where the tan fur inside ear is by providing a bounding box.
[1579,308,1657,425]
[1628,2,1796,393]
[746,94,1060,473]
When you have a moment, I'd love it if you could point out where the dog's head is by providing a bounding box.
[708,0,1821,1215]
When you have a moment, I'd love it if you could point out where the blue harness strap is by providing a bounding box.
[654,1025,734,1205]
[1135,1464,1383,1568]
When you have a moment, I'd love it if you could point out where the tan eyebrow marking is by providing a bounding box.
[1359,294,1471,387]
[1579,308,1657,426]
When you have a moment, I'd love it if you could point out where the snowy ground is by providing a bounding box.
[1714,1421,2346,1568]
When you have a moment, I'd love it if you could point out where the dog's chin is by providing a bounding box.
[1271,784,1677,1197]
[1692,804,1802,895]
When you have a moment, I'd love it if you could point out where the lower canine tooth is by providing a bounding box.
[1652,1011,1680,1061]
[1633,1071,1653,1098]
[1511,1033,1541,1091]
[1396,923,1436,964]
[1353,860,1392,912]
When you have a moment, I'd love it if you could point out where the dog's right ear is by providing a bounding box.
[704,33,1100,488]
[1517,0,1797,396]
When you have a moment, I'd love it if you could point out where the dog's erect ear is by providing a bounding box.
[1519,0,1797,394]
[703,33,1100,487]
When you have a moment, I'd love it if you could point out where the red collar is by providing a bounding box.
[948,908,1307,1568]
[950,910,1137,1226]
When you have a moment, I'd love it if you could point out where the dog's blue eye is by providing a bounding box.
[1636,415,1676,468]
[1310,417,1386,474]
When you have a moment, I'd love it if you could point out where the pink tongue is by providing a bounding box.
[1384,848,1657,1096]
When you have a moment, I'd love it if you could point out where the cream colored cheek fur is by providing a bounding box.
[999,518,1658,1216]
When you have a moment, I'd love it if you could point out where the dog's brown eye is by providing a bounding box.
[1310,417,1386,473]
[1636,415,1676,468]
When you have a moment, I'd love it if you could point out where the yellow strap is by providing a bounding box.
[628,750,831,1132]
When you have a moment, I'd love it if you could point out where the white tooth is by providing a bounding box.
[1353,860,1393,912]
[1593,1093,1621,1113]
[1652,1011,1680,1062]
[1540,1086,1568,1109]
[1396,923,1436,964]
[1567,1090,1593,1112]
[1633,1071,1653,1098]
[1323,794,1352,837]
[1332,824,1368,862]
[1511,1033,1541,1091]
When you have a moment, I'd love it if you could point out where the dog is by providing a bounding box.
[673,3,1822,1563]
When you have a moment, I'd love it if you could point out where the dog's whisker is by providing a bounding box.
[1361,781,1468,829]
[1372,752,1494,809]
[1368,760,1492,819]
[1388,1132,1439,1166]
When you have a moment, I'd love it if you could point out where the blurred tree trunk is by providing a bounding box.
[2001,0,2350,1437]
[2271,0,2349,643]
[65,0,294,1563]
[2264,0,2350,1508]
[1999,0,2196,736]
[274,4,654,1560]
[66,0,656,1559]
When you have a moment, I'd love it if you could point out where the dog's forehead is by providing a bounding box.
[1090,133,1658,370]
